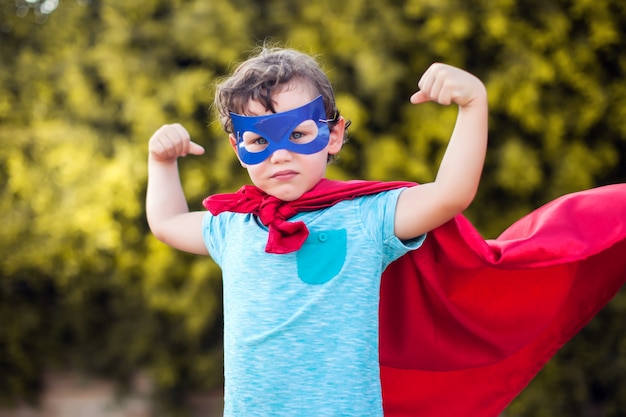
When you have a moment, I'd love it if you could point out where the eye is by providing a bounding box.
[289,120,318,144]
[241,132,269,152]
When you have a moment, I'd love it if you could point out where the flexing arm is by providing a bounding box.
[394,63,489,240]
[146,123,209,255]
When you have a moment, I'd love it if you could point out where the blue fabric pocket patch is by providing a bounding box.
[296,229,347,285]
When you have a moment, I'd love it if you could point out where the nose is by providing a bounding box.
[269,148,292,163]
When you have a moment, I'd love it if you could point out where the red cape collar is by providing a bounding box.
[203,178,414,254]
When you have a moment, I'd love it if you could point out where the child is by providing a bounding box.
[146,47,488,416]
[147,47,626,417]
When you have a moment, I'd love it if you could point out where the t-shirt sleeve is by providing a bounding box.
[358,188,426,267]
[202,211,228,267]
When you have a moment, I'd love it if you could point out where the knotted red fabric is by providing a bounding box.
[203,179,414,253]
[203,179,626,417]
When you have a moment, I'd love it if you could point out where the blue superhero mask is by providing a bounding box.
[230,95,331,165]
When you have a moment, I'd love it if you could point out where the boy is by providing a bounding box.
[146,47,487,416]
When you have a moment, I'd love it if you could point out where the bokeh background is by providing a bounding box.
[1,0,626,415]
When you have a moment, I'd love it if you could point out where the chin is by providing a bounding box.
[273,191,304,202]
[267,186,307,202]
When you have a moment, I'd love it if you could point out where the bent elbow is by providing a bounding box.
[442,192,476,218]
[146,216,172,244]
[148,223,167,244]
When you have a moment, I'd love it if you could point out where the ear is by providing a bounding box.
[327,117,346,155]
[229,134,247,168]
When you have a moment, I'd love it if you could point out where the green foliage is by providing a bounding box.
[1,0,625,415]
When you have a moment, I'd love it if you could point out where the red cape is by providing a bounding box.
[204,180,626,417]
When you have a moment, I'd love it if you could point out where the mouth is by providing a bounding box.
[271,170,298,180]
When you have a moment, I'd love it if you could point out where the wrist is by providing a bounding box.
[460,89,488,110]
[148,153,179,164]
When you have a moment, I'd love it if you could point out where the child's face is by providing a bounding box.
[229,84,344,201]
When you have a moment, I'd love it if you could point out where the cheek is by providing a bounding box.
[244,163,268,183]
[304,153,329,175]
[244,164,261,177]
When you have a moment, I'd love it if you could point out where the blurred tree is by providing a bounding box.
[0,0,625,415]
[0,0,248,413]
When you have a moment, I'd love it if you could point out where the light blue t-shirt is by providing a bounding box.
[203,188,425,416]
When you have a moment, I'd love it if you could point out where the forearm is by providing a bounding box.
[434,94,488,210]
[146,155,190,235]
